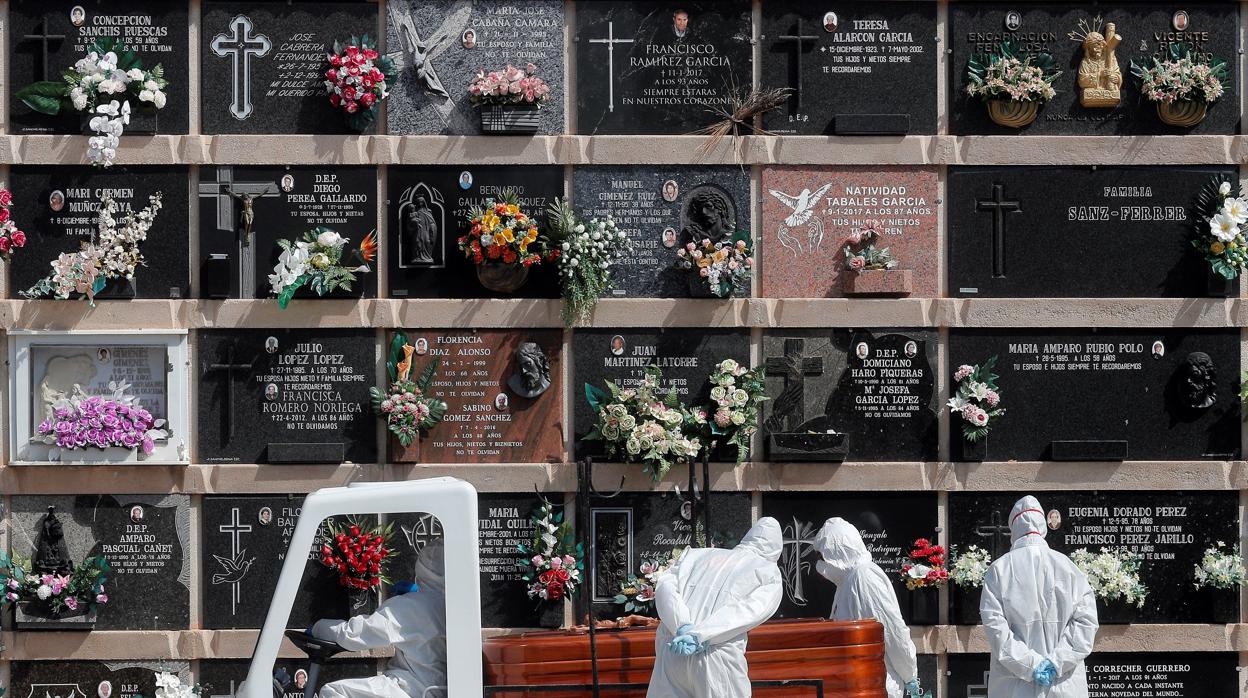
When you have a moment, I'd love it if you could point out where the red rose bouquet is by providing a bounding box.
[324,36,396,132]
[517,502,583,604]
[319,519,396,591]
[900,537,948,590]
[0,188,28,262]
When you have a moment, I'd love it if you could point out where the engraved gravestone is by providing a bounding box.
[762,330,938,462]
[8,166,190,299]
[385,0,565,135]
[761,1,937,134]
[9,0,190,134]
[197,329,376,465]
[201,2,377,134]
[948,653,1239,698]
[948,166,1238,297]
[10,661,192,698]
[387,165,564,298]
[11,495,190,630]
[575,1,753,135]
[949,329,1241,461]
[198,166,378,299]
[201,659,378,698]
[572,166,751,298]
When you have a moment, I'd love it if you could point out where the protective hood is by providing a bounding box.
[1010,495,1047,543]
[735,517,783,563]
[813,517,872,585]
[413,539,446,594]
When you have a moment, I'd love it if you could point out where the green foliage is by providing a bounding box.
[1130,42,1230,104]
[1192,175,1247,280]
[15,81,68,116]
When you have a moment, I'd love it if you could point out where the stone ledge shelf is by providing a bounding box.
[0,135,1241,166]
[937,623,1248,654]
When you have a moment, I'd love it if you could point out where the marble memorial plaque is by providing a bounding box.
[386,165,564,298]
[385,0,565,135]
[949,329,1241,461]
[950,4,1241,135]
[573,166,751,298]
[201,659,378,698]
[761,492,940,625]
[399,330,563,464]
[949,491,1239,624]
[575,1,753,135]
[200,2,377,134]
[761,1,937,135]
[8,166,190,299]
[761,167,938,298]
[9,0,190,134]
[948,166,1238,297]
[12,495,190,630]
[11,661,191,698]
[762,330,937,462]
[197,329,376,465]
[198,165,378,299]
[947,653,1240,698]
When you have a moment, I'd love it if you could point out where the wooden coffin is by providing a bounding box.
[483,618,886,697]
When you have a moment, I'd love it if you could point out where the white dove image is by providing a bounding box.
[770,184,833,255]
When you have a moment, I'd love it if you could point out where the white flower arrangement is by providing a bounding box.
[268,227,377,308]
[1195,177,1248,279]
[1193,541,1246,590]
[690,359,767,462]
[154,671,202,698]
[584,365,702,480]
[548,198,631,326]
[949,545,993,588]
[1071,547,1148,608]
[947,357,1005,442]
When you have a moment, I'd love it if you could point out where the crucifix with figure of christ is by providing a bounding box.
[976,183,1021,279]
[198,167,279,297]
[765,338,824,432]
[778,19,819,112]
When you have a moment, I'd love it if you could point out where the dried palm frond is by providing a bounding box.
[689,85,794,160]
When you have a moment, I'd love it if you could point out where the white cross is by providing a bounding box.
[211,15,272,121]
[588,22,634,113]
[219,507,252,613]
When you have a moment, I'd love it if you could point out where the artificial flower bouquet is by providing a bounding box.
[900,538,948,590]
[1131,43,1228,127]
[948,545,993,588]
[268,227,377,308]
[370,333,448,450]
[674,232,753,298]
[1071,547,1147,608]
[843,219,898,273]
[22,193,163,304]
[965,41,1059,128]
[517,501,584,604]
[151,672,204,698]
[34,380,169,457]
[615,548,684,614]
[15,38,168,167]
[690,359,767,462]
[458,189,556,292]
[1193,541,1246,590]
[468,63,551,133]
[548,198,631,326]
[947,357,1005,443]
[1193,176,1248,280]
[0,552,110,618]
[584,365,703,480]
[0,187,28,262]
[324,35,395,132]
[318,518,396,593]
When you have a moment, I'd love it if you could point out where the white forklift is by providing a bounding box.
[237,478,483,698]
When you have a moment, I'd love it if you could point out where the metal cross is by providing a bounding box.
[210,14,272,121]
[22,20,67,82]
[765,338,824,431]
[778,19,819,110]
[205,345,255,439]
[198,167,278,297]
[975,183,1021,278]
[974,510,1013,559]
[587,22,634,113]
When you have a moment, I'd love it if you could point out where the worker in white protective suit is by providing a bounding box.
[980,496,1099,697]
[813,518,921,698]
[647,517,784,698]
[310,540,448,698]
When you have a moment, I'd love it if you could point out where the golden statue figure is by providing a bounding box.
[1070,17,1122,108]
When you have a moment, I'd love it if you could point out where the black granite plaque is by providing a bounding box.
[948,652,1240,698]
[11,661,191,698]
[572,166,752,298]
[202,495,379,630]
[575,1,753,135]
[761,1,937,135]
[201,658,378,698]
[198,165,378,299]
[9,0,190,135]
[197,329,377,465]
[587,491,751,619]
[572,328,752,460]
[11,495,190,630]
[761,492,940,625]
[949,329,1240,461]
[386,165,564,298]
[762,330,937,462]
[950,4,1241,135]
[200,2,377,134]
[948,166,1239,298]
[949,491,1239,624]
[9,166,190,299]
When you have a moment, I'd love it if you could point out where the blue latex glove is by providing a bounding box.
[905,679,922,697]
[391,580,417,595]
[305,625,315,637]
[1033,659,1057,687]
[667,624,702,656]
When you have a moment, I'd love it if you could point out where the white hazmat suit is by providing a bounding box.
[813,518,918,698]
[311,541,448,698]
[980,496,1099,698]
[647,517,784,698]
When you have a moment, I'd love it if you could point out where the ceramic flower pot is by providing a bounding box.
[16,602,97,630]
[479,104,541,134]
[477,263,529,293]
[843,269,913,296]
[1156,100,1208,128]
[92,276,137,300]
[387,432,421,463]
[986,99,1039,128]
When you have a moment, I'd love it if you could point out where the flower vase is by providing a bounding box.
[905,586,940,626]
[686,275,723,299]
[346,588,378,617]
[479,104,541,134]
[15,602,98,630]
[986,100,1039,128]
[92,277,137,300]
[950,586,982,626]
[388,433,421,463]
[957,436,986,462]
[537,599,564,629]
[477,263,529,293]
[1207,268,1234,298]
[1156,100,1208,128]
[843,269,913,296]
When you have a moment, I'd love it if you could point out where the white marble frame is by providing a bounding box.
[9,330,190,465]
